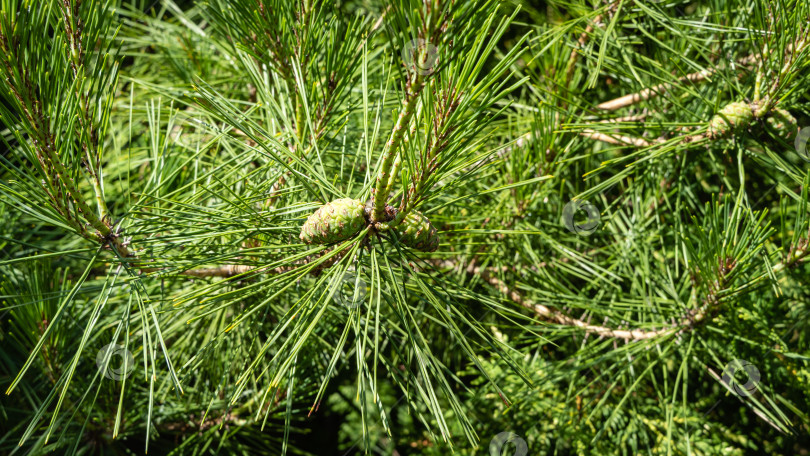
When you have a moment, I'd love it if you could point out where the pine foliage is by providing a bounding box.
[1,0,810,454]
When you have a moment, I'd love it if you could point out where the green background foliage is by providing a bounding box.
[1,0,809,454]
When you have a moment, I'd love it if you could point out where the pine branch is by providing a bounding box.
[436,234,810,341]
[579,129,653,147]
[177,242,355,278]
[477,265,680,340]
[564,0,621,88]
[371,71,427,224]
[595,53,759,111]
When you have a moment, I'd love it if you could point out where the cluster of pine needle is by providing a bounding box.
[1,0,810,454]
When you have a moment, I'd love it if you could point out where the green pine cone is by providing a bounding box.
[765,107,798,141]
[300,198,366,245]
[394,210,439,252]
[708,101,754,138]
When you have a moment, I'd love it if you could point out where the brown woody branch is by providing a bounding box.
[596,54,760,111]
[478,266,681,340]
[431,241,810,341]
[177,243,354,278]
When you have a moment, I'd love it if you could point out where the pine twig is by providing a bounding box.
[564,0,621,87]
[436,240,810,341]
[180,264,256,278]
[595,54,760,111]
[579,128,654,147]
[371,71,426,224]
[476,265,679,340]
[178,243,354,278]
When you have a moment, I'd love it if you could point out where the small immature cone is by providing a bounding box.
[708,101,754,138]
[765,108,798,141]
[300,198,366,245]
[394,210,439,252]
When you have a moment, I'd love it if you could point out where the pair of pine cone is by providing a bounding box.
[708,101,799,141]
[299,198,439,252]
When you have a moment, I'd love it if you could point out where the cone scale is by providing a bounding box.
[394,210,439,252]
[299,198,366,245]
[765,107,798,141]
[709,101,754,138]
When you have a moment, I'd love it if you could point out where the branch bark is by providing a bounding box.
[596,54,760,111]
[431,242,810,341]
